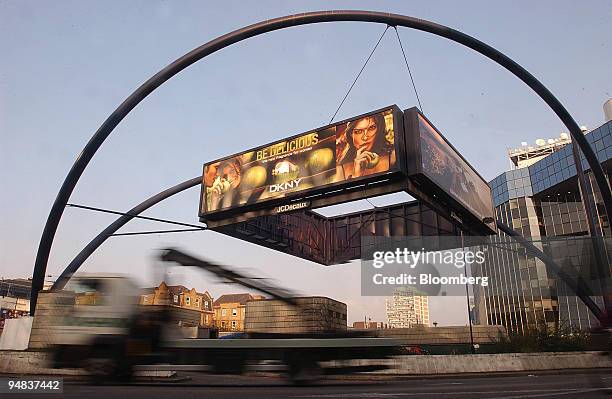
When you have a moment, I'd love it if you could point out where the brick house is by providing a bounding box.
[213,293,263,332]
[140,282,214,327]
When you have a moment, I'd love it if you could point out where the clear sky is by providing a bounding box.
[1,0,610,325]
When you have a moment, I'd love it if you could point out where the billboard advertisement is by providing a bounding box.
[405,108,495,231]
[201,107,400,217]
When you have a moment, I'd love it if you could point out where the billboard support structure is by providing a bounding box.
[31,10,612,315]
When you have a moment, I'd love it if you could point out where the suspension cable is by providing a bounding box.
[66,203,205,230]
[329,25,390,124]
[111,228,206,237]
[393,26,424,113]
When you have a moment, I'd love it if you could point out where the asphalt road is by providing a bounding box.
[3,371,612,398]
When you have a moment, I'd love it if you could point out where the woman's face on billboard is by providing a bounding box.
[220,161,241,188]
[351,117,378,152]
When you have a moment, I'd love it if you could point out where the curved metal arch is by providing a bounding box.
[31,10,612,314]
[51,176,201,291]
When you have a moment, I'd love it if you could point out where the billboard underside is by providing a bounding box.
[213,200,459,266]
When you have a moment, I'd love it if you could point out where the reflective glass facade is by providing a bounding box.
[492,121,612,207]
[474,121,612,333]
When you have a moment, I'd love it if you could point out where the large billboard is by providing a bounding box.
[404,108,495,233]
[200,106,402,218]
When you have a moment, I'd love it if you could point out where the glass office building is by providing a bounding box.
[474,119,612,333]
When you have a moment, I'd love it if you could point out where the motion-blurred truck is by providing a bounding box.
[51,249,401,384]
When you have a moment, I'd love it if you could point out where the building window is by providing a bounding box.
[195,298,200,308]
[221,308,227,317]
[232,308,237,317]
[185,297,190,306]
[204,301,209,310]
[231,321,237,329]
[173,295,178,304]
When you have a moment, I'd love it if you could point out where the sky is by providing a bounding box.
[1,0,610,325]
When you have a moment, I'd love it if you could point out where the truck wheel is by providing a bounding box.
[82,344,133,384]
[83,357,117,383]
[288,360,321,386]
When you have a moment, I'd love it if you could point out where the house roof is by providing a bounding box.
[166,285,189,295]
[141,282,212,299]
[213,293,254,306]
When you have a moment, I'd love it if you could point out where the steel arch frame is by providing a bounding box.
[31,10,612,314]
[50,177,201,291]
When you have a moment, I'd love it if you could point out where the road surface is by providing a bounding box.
[3,371,612,398]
